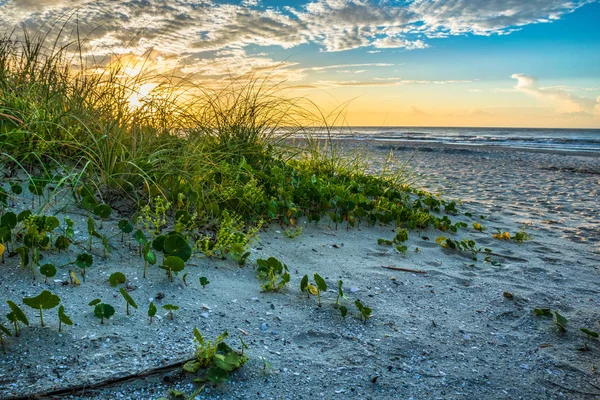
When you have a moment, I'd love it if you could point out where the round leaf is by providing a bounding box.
[152,235,166,252]
[76,253,93,269]
[44,216,60,231]
[94,303,115,320]
[162,304,179,311]
[93,204,112,219]
[163,256,185,272]
[109,272,126,287]
[163,234,192,261]
[39,264,57,278]
[17,210,32,222]
[118,220,133,234]
[23,290,61,310]
[55,235,71,250]
[133,230,147,245]
[1,212,17,229]
[314,273,327,292]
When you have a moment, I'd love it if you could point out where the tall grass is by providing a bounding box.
[0,26,413,225]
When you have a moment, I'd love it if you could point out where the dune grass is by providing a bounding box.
[0,26,461,242]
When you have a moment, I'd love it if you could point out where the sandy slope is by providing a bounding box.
[1,142,599,400]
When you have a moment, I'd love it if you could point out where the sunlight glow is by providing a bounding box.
[127,83,158,109]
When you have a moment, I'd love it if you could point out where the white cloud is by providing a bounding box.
[0,0,595,80]
[511,73,600,115]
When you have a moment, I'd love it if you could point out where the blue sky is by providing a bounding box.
[1,0,599,127]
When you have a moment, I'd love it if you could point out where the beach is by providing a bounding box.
[1,139,599,400]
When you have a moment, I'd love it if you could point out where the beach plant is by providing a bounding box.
[335,280,347,308]
[133,229,148,256]
[109,272,127,287]
[90,299,115,324]
[313,273,327,306]
[142,242,157,278]
[92,203,112,229]
[119,288,138,315]
[435,236,480,259]
[472,222,485,232]
[57,305,72,333]
[139,196,171,236]
[6,300,29,336]
[199,276,210,288]
[160,256,185,282]
[54,235,70,252]
[163,304,179,320]
[118,219,134,242]
[256,257,290,292]
[300,274,318,299]
[354,299,372,324]
[554,311,568,332]
[512,227,531,243]
[75,253,93,281]
[39,263,57,283]
[283,226,303,239]
[148,301,157,323]
[183,328,248,385]
[87,217,102,251]
[339,305,348,320]
[22,290,61,327]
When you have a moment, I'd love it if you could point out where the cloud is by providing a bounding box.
[1,0,592,55]
[511,73,600,115]
[0,1,595,81]
[313,78,472,88]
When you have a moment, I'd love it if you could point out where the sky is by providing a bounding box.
[1,0,599,128]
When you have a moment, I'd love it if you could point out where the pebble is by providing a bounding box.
[261,323,269,331]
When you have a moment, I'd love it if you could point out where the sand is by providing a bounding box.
[1,141,599,400]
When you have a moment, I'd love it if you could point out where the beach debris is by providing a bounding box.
[382,265,427,274]
[503,291,514,299]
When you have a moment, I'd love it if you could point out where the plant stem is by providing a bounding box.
[40,307,44,327]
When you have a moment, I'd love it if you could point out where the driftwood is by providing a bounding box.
[4,356,195,400]
[381,265,427,274]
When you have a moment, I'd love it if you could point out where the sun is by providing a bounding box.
[127,82,158,110]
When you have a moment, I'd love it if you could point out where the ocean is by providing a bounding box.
[319,127,600,153]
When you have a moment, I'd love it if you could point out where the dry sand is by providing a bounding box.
[1,141,599,400]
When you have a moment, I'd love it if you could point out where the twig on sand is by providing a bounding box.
[3,357,195,400]
[382,265,427,274]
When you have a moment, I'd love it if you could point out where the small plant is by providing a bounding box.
[199,276,210,288]
[435,236,480,259]
[57,305,72,333]
[160,256,185,282]
[163,304,179,320]
[119,288,138,315]
[339,305,348,320]
[6,300,29,336]
[139,196,171,236]
[580,328,599,339]
[512,227,531,243]
[118,219,133,242]
[39,263,56,283]
[354,299,372,324]
[283,226,303,238]
[87,217,102,251]
[378,228,408,255]
[75,253,93,281]
[22,290,61,327]
[335,280,347,308]
[89,299,115,324]
[300,274,318,299]
[554,311,568,332]
[148,301,157,323]
[109,272,127,287]
[92,203,112,229]
[256,257,290,292]
[472,222,485,232]
[313,273,327,306]
[133,229,148,256]
[142,242,157,278]
[183,328,248,385]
